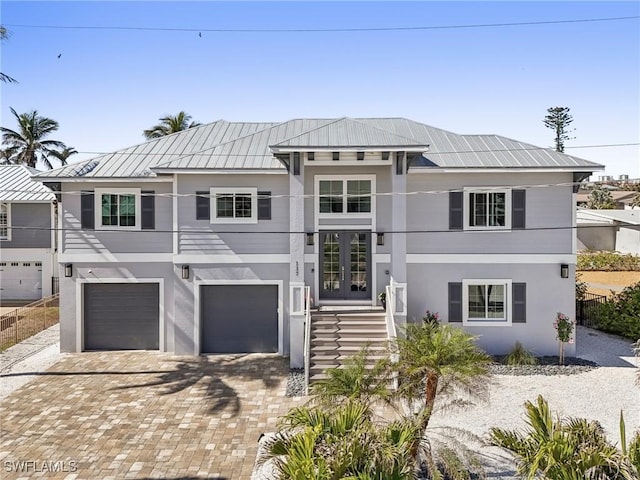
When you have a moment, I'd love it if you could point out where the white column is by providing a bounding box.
[390,153,407,327]
[289,154,305,366]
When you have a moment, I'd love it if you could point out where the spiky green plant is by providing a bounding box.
[502,341,538,366]
[490,395,638,480]
[143,111,201,139]
[310,345,393,408]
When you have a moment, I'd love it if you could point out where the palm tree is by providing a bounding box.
[1,108,67,169]
[0,26,17,84]
[48,147,78,167]
[393,323,492,431]
[491,395,639,479]
[143,111,201,139]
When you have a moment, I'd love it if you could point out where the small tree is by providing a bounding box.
[587,185,616,209]
[143,111,201,139]
[544,106,574,153]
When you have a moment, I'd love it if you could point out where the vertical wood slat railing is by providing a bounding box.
[0,293,60,351]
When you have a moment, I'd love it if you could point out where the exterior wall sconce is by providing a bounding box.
[182,265,190,280]
[376,233,384,246]
[306,233,314,246]
[64,264,73,277]
[560,264,569,279]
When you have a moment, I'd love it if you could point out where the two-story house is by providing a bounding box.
[34,117,602,365]
[0,165,57,303]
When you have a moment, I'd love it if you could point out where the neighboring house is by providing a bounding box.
[34,117,602,360]
[0,165,57,303]
[576,189,639,209]
[577,209,640,255]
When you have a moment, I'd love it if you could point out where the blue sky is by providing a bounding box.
[1,1,639,177]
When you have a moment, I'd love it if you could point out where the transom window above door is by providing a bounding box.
[316,176,374,216]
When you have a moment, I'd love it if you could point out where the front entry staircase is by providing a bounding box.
[308,307,389,383]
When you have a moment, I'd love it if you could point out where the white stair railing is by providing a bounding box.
[302,286,312,395]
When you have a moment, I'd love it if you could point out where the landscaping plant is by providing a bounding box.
[553,312,575,365]
[490,395,639,480]
[502,341,538,366]
[595,282,640,340]
[577,252,640,271]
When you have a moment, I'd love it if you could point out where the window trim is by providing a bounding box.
[0,202,11,241]
[210,187,258,224]
[463,188,512,231]
[94,188,142,230]
[315,175,376,220]
[462,278,512,326]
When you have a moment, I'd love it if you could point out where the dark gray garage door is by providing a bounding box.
[201,285,278,353]
[84,283,159,350]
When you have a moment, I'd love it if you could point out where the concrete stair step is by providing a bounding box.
[310,344,387,353]
[312,319,387,326]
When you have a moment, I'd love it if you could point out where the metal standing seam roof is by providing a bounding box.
[34,117,604,179]
[0,165,55,201]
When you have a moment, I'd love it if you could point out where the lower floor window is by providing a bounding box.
[463,279,511,325]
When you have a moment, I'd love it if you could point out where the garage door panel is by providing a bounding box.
[0,262,42,301]
[84,283,159,350]
[201,285,278,353]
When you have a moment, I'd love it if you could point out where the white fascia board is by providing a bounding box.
[270,146,429,154]
[174,254,290,264]
[31,177,174,182]
[59,253,173,263]
[409,167,603,174]
[151,169,287,175]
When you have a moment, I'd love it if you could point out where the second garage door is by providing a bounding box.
[201,285,278,353]
[84,283,159,350]
[0,261,42,302]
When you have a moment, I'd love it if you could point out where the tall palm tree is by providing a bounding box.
[0,26,17,84]
[143,111,201,139]
[48,146,78,167]
[1,108,68,169]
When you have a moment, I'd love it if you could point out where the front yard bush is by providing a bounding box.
[578,252,640,271]
[594,282,640,340]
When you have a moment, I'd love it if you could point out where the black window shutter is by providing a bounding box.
[448,282,463,323]
[512,283,526,323]
[81,191,95,229]
[293,153,300,175]
[141,190,155,230]
[449,191,463,230]
[196,191,210,220]
[258,191,271,220]
[512,189,526,230]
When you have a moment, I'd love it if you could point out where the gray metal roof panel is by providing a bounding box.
[0,165,55,201]
[271,117,429,149]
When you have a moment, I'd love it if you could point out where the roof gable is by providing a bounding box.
[0,165,54,201]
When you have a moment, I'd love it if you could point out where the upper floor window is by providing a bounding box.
[94,188,141,230]
[210,187,257,224]
[464,189,511,230]
[317,176,374,216]
[0,203,10,240]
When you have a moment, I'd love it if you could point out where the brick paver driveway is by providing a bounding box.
[1,352,303,479]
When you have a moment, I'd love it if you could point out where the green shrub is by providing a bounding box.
[594,282,640,339]
[578,252,640,271]
[502,341,538,366]
[575,273,588,301]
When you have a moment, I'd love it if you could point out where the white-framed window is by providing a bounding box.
[210,187,258,224]
[94,188,141,230]
[462,279,512,326]
[464,188,511,230]
[316,175,375,217]
[0,202,11,240]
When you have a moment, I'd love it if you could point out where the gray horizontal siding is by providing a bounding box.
[61,182,172,254]
[177,174,290,255]
[406,172,574,254]
[0,203,52,249]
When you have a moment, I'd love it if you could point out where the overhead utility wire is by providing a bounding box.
[47,142,640,157]
[8,224,616,235]
[5,15,639,33]
[1,181,611,198]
